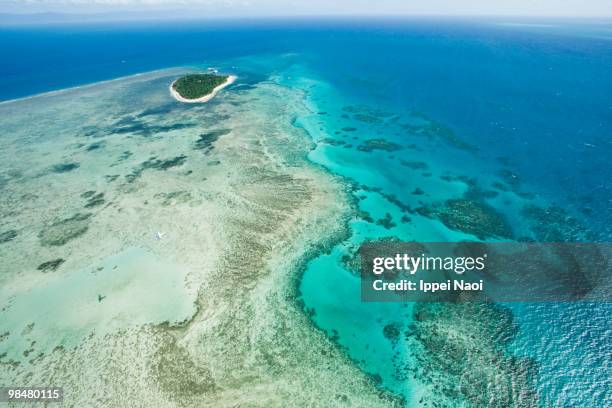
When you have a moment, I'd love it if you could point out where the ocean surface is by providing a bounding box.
[1,17,611,406]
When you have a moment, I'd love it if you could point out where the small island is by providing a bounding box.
[170,73,237,103]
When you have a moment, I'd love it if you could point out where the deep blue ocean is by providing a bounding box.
[2,18,612,233]
[1,17,611,406]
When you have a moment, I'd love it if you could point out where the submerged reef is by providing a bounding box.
[153,338,218,400]
[126,155,188,182]
[37,258,65,273]
[51,162,80,173]
[142,155,187,171]
[342,105,393,124]
[440,173,478,187]
[86,141,104,151]
[420,198,513,239]
[320,138,347,146]
[0,229,18,244]
[353,113,384,124]
[193,129,231,153]
[38,213,92,246]
[522,204,592,241]
[400,160,428,170]
[375,213,397,229]
[356,209,374,223]
[401,112,477,151]
[402,301,538,407]
[110,116,196,138]
[82,191,105,208]
[357,139,402,153]
[154,191,193,206]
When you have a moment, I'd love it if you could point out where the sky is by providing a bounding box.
[1,0,612,18]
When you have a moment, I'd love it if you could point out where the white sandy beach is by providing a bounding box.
[169,74,237,103]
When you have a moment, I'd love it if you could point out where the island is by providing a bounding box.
[170,73,237,103]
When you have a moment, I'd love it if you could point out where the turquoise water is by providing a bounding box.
[1,18,611,406]
[281,22,612,405]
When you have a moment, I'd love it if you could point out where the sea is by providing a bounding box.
[1,17,611,406]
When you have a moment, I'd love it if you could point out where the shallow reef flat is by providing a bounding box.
[0,70,401,407]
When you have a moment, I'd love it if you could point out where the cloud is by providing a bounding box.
[1,0,254,15]
[8,0,233,4]
[2,0,612,17]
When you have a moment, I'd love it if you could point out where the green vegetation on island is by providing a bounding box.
[172,74,229,100]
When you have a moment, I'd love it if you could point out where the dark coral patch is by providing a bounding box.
[142,155,188,170]
[126,155,188,183]
[405,301,538,406]
[400,113,477,151]
[357,209,374,223]
[376,213,397,229]
[84,192,105,208]
[400,160,428,170]
[426,199,513,239]
[383,323,401,342]
[118,151,133,161]
[357,139,402,153]
[353,113,383,124]
[37,258,65,273]
[320,138,346,146]
[52,162,80,173]
[522,204,591,241]
[86,142,104,151]
[194,129,231,153]
[111,116,195,137]
[0,230,18,244]
[38,213,92,246]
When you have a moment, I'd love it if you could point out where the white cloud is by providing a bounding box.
[2,0,612,17]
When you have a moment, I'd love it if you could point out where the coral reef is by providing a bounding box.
[38,213,92,246]
[37,258,65,273]
[357,139,402,153]
[0,230,18,244]
[421,198,513,239]
[51,162,80,173]
[402,301,538,407]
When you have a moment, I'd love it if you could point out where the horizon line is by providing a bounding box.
[2,12,612,26]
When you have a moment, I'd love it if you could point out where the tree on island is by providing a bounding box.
[172,74,228,99]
